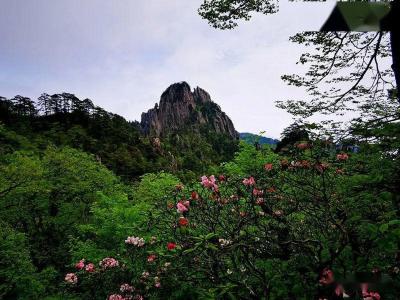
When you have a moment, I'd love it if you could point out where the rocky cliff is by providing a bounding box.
[140,82,238,139]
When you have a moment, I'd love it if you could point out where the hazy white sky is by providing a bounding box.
[0,0,335,138]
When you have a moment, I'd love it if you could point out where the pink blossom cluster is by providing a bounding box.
[176,201,190,213]
[99,257,119,269]
[252,188,263,197]
[147,254,157,262]
[85,263,95,272]
[201,175,219,191]
[296,142,310,150]
[154,276,161,288]
[319,269,381,299]
[336,153,349,161]
[319,268,334,285]
[75,259,85,270]
[65,273,78,284]
[255,198,265,205]
[361,283,380,300]
[108,295,125,300]
[75,259,95,273]
[120,283,134,293]
[242,176,255,186]
[125,236,145,247]
[108,294,142,300]
[141,271,150,279]
[264,163,273,171]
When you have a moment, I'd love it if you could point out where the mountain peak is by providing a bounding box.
[141,82,237,139]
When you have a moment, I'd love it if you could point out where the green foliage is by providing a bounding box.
[0,94,237,181]
[0,224,43,299]
[239,132,278,147]
[134,172,180,205]
[198,0,278,29]
[223,141,279,176]
[69,172,180,274]
[0,146,123,298]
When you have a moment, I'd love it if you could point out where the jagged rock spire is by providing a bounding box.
[140,82,237,139]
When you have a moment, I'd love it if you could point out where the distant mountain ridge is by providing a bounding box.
[140,82,238,139]
[239,132,279,146]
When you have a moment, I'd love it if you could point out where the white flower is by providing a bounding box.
[125,236,145,247]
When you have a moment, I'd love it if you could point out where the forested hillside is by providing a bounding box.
[0,84,238,182]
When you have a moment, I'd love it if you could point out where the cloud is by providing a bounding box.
[0,0,335,138]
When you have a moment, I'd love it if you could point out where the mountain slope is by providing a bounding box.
[239,132,279,146]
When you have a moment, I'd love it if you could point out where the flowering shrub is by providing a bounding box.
[62,142,400,299]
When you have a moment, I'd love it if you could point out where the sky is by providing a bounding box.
[0,0,336,138]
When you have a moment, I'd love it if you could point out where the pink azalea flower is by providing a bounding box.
[65,273,78,284]
[209,175,216,183]
[141,271,150,278]
[154,276,161,288]
[256,198,265,205]
[85,263,95,273]
[264,163,273,171]
[336,168,344,175]
[200,175,219,191]
[296,142,310,150]
[315,163,329,173]
[361,283,380,300]
[176,202,188,213]
[201,175,211,187]
[147,254,156,263]
[133,295,144,300]
[336,153,349,161]
[120,283,134,293]
[243,177,255,186]
[108,294,124,300]
[253,188,263,196]
[125,236,145,247]
[319,268,334,285]
[75,259,85,270]
[99,257,119,269]
[335,284,344,296]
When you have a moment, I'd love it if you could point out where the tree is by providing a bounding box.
[275,123,310,152]
[0,223,44,299]
[11,95,36,117]
[198,0,277,30]
[198,1,399,130]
